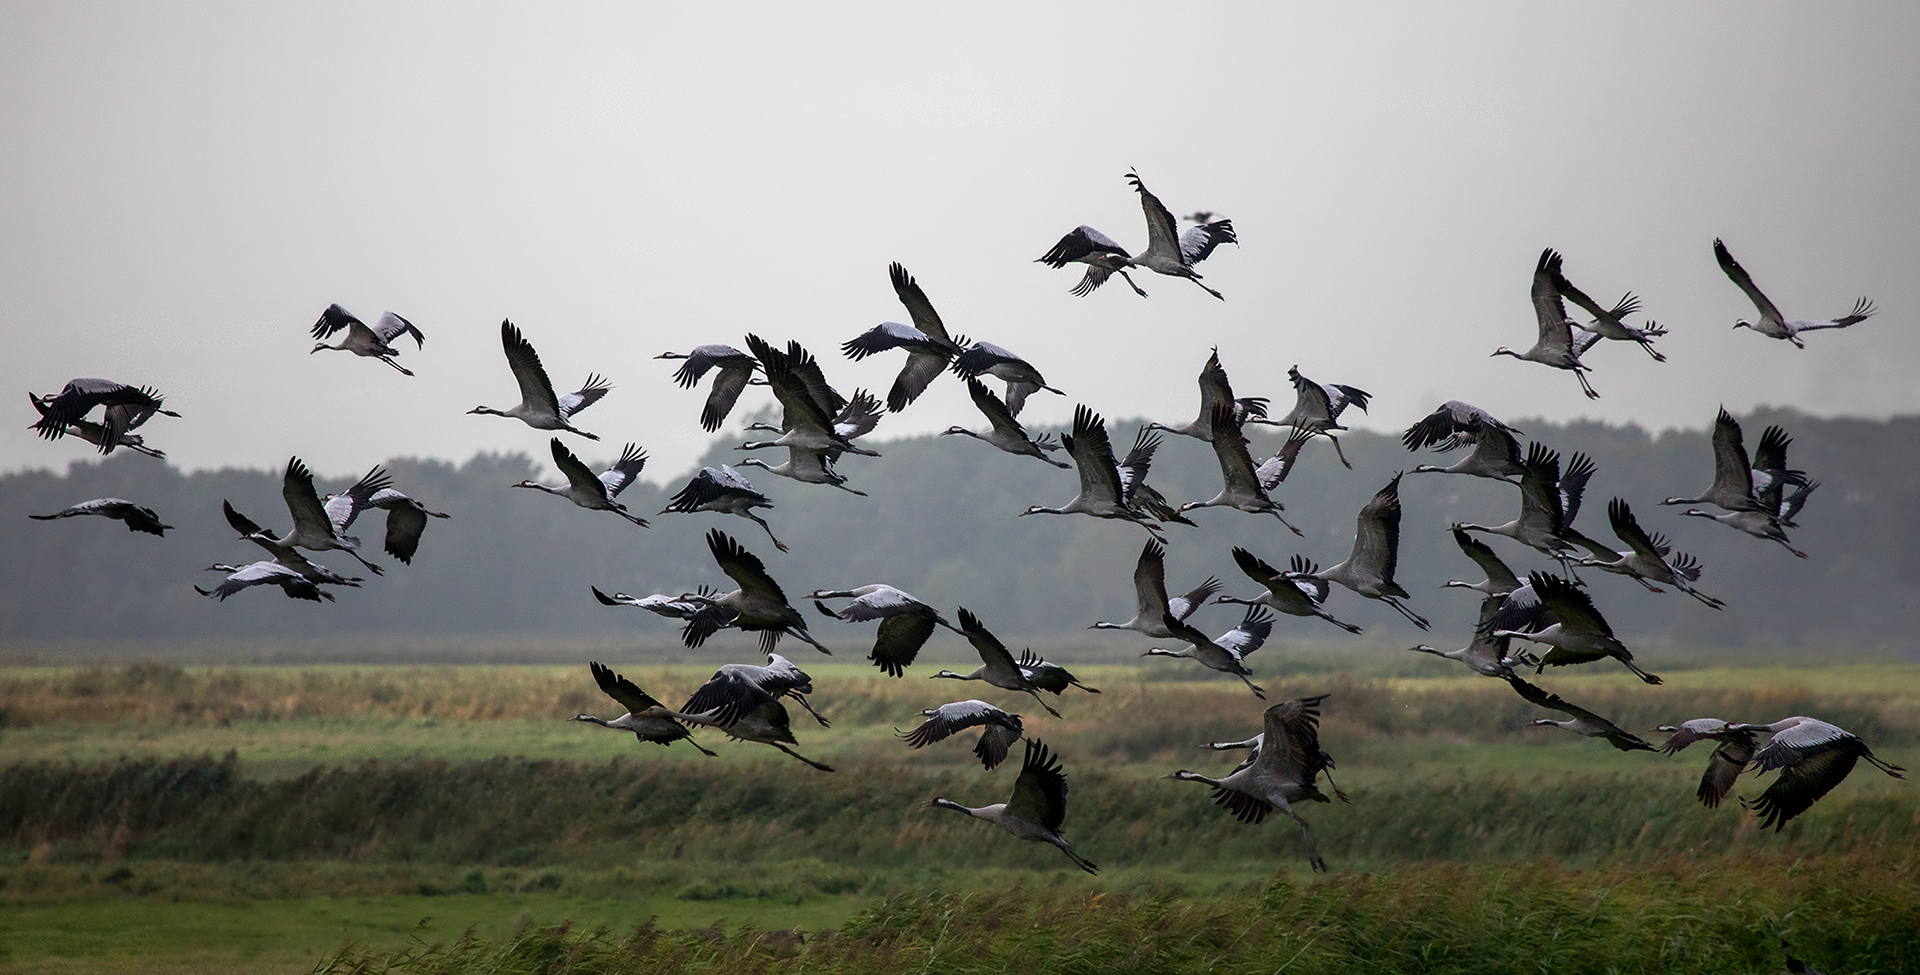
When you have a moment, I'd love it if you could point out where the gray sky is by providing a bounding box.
[4,3,1917,482]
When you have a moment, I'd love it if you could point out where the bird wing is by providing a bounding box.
[1169,576,1223,623]
[965,378,1026,440]
[1209,403,1265,497]
[1256,427,1317,491]
[311,304,360,340]
[1127,171,1184,264]
[1480,580,1550,635]
[1350,474,1405,583]
[748,334,838,438]
[841,321,941,360]
[1257,696,1328,786]
[1707,408,1757,504]
[1558,452,1596,528]
[382,503,430,564]
[557,375,612,419]
[707,528,789,608]
[1116,425,1162,505]
[1749,719,1854,772]
[598,444,648,498]
[1698,733,1757,807]
[1068,405,1126,506]
[1286,366,1336,429]
[206,561,310,600]
[1750,425,1801,485]
[951,342,1022,378]
[500,320,563,419]
[371,312,425,348]
[699,361,756,433]
[1792,297,1877,331]
[549,438,611,502]
[680,670,774,728]
[886,348,952,413]
[1518,442,1567,537]
[833,390,883,440]
[1008,740,1070,834]
[955,607,1020,673]
[1713,239,1782,324]
[664,468,730,513]
[1532,572,1614,638]
[869,612,939,677]
[1606,498,1662,561]
[1217,607,1274,657]
[589,661,664,715]
[1530,249,1577,352]
[1037,226,1130,266]
[1132,541,1172,621]
[1451,527,1521,593]
[282,458,340,541]
[1503,675,1555,708]
[1745,746,1862,831]
[889,262,952,345]
[1179,219,1236,264]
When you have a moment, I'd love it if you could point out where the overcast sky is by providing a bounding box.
[4,3,1916,482]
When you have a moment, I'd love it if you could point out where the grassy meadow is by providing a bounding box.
[1,658,1916,973]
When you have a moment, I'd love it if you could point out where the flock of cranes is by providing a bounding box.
[22,170,1906,875]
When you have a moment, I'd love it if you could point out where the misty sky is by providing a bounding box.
[4,3,1917,483]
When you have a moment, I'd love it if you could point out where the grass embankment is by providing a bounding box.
[1,661,1916,973]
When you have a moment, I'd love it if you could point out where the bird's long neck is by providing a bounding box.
[574,714,612,727]
[1143,648,1191,659]
[929,797,985,819]
[470,406,508,417]
[1171,770,1223,787]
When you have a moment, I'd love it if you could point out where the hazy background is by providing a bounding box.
[3,3,1918,483]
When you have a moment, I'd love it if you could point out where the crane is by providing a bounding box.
[1545,262,1665,361]
[639,667,833,771]
[574,661,716,755]
[898,700,1025,770]
[1492,249,1599,399]
[30,498,172,536]
[741,335,878,457]
[1144,348,1275,442]
[941,378,1070,468]
[1727,715,1904,830]
[662,465,787,552]
[1440,528,1523,598]
[1270,366,1370,469]
[1088,539,1221,639]
[927,739,1098,873]
[512,439,650,527]
[949,340,1062,418]
[1574,498,1725,608]
[1507,675,1655,751]
[1034,225,1148,297]
[809,584,955,677]
[1715,239,1876,347]
[309,305,425,375]
[1217,548,1363,635]
[930,607,1065,718]
[30,379,179,454]
[221,501,363,589]
[1403,402,1525,482]
[1177,404,1302,534]
[468,320,610,438]
[1655,718,1757,808]
[251,459,385,575]
[196,561,333,603]
[1143,606,1275,698]
[1289,474,1429,629]
[1020,405,1165,538]
[841,263,964,413]
[1483,571,1663,684]
[679,529,830,654]
[656,344,763,432]
[28,392,166,458]
[592,585,714,619]
[1170,695,1349,873]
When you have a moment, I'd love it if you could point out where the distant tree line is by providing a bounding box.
[2,408,1915,655]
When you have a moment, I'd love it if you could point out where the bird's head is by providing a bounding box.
[1732,319,1751,331]
[1406,644,1438,654]
[924,796,963,813]
[1141,647,1183,658]
[654,351,685,359]
[1528,718,1557,727]
[1490,347,1517,358]
[309,342,330,355]
[735,459,769,472]
[1677,508,1712,520]
[1654,724,1680,734]
[509,480,541,490]
[1166,770,1205,782]
[938,426,972,438]
[1017,505,1047,517]
[929,670,963,680]
[466,406,493,415]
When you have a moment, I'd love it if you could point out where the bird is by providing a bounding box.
[468,320,610,439]
[1727,715,1905,830]
[220,501,364,589]
[809,584,955,677]
[1117,170,1235,300]
[941,378,1070,468]
[1169,695,1349,873]
[735,447,868,497]
[639,666,833,771]
[1143,606,1275,698]
[926,739,1097,874]
[1290,474,1429,630]
[656,344,763,432]
[255,459,385,575]
[573,661,716,755]
[317,464,396,546]
[1034,225,1149,297]
[898,700,1025,770]
[661,465,786,552]
[512,439,650,527]
[1678,479,1815,559]
[27,393,166,458]
[1016,648,1101,700]
[309,305,426,375]
[949,340,1062,418]
[841,263,964,413]
[30,379,179,454]
[1217,548,1363,635]
[1403,403,1525,482]
[1407,593,1527,679]
[1545,264,1666,362]
[930,607,1067,718]
[1145,348,1275,442]
[1440,527,1524,598]
[591,585,714,619]
[1655,718,1757,808]
[679,529,830,654]
[1778,940,1830,975]
[1020,405,1166,538]
[29,498,172,536]
[1492,249,1599,399]
[1661,409,1805,512]
[1715,239,1877,348]
[743,388,884,470]
[691,653,831,727]
[1270,366,1371,469]
[1574,498,1725,608]
[1176,404,1302,534]
[1088,539,1221,640]
[196,561,333,603]
[1507,675,1656,751]
[740,335,877,457]
[1483,571,1663,684]
[350,488,450,566]
[1453,441,1577,564]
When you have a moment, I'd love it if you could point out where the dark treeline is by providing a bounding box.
[2,408,1915,653]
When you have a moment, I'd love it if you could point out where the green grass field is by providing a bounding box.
[2,660,1915,973]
